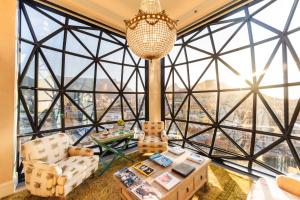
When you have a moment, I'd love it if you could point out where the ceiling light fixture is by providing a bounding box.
[124,0,178,60]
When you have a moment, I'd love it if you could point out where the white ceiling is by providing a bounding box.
[44,0,244,34]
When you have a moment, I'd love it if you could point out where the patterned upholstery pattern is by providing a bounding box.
[138,121,168,153]
[21,133,99,197]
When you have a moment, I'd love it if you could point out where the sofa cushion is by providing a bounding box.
[138,135,167,148]
[21,133,71,163]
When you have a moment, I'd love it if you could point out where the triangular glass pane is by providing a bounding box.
[248,0,271,15]
[168,46,182,64]
[165,94,173,115]
[128,49,140,65]
[288,31,300,60]
[174,70,187,91]
[67,92,94,120]
[164,55,172,66]
[38,56,58,89]
[289,1,300,31]
[168,122,184,140]
[164,67,171,86]
[213,130,244,156]
[221,10,246,21]
[190,28,209,41]
[124,70,136,92]
[252,162,278,177]
[251,22,278,43]
[73,30,98,56]
[101,32,116,42]
[175,96,189,120]
[137,74,144,92]
[254,134,280,154]
[64,95,92,127]
[124,94,136,115]
[221,94,253,130]
[122,66,135,89]
[138,67,145,86]
[188,124,213,146]
[189,59,213,88]
[68,19,89,27]
[174,48,186,64]
[19,102,33,134]
[96,94,118,120]
[256,141,299,174]
[222,24,250,52]
[289,86,300,126]
[25,4,62,40]
[212,23,242,52]
[20,42,34,72]
[40,48,62,83]
[38,91,60,128]
[99,40,123,57]
[260,88,284,126]
[220,48,253,83]
[138,94,145,118]
[124,50,135,65]
[185,46,210,62]
[101,48,124,63]
[66,31,91,57]
[101,62,121,89]
[64,54,92,85]
[139,59,145,67]
[253,0,294,31]
[101,97,122,122]
[287,48,300,84]
[291,139,300,158]
[256,97,281,134]
[165,120,172,133]
[210,21,236,32]
[254,39,279,79]
[113,35,126,44]
[175,64,188,88]
[193,92,217,121]
[68,66,94,91]
[189,34,213,54]
[41,98,61,131]
[38,7,65,23]
[222,128,252,154]
[218,60,249,89]
[80,29,100,37]
[21,55,35,87]
[189,96,213,123]
[96,65,118,92]
[219,90,250,121]
[174,93,187,115]
[259,44,283,86]
[21,11,33,41]
[123,97,135,120]
[21,89,35,121]
[164,98,172,118]
[43,31,64,49]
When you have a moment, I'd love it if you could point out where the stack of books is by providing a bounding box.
[168,146,185,155]
[149,153,173,167]
[115,167,141,188]
[172,163,195,177]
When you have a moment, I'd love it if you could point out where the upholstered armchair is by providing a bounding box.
[138,121,168,153]
[21,133,99,197]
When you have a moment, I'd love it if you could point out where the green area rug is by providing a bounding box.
[4,153,252,200]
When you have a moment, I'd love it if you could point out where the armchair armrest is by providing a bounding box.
[138,131,145,141]
[161,130,168,142]
[22,160,62,196]
[68,146,94,157]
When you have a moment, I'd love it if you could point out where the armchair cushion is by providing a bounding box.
[68,146,94,157]
[23,160,62,197]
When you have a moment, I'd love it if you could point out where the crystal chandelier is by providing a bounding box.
[124,0,177,60]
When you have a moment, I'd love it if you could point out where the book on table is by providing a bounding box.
[187,153,204,164]
[172,163,195,177]
[115,167,142,188]
[168,146,186,155]
[149,153,173,167]
[155,172,180,190]
[133,162,155,177]
[130,181,162,200]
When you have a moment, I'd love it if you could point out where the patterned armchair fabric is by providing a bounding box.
[21,133,99,197]
[138,121,168,153]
